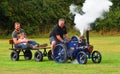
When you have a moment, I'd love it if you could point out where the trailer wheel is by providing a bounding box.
[24,50,32,60]
[48,50,53,60]
[11,50,19,61]
[77,51,87,64]
[53,44,67,63]
[92,50,102,63]
[34,51,43,62]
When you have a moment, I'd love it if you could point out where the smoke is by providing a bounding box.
[71,59,79,64]
[70,0,113,36]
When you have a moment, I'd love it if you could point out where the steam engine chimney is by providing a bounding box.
[86,31,89,45]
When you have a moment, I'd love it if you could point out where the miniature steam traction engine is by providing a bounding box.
[53,31,102,64]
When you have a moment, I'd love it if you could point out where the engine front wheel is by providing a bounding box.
[77,51,87,64]
[92,50,102,63]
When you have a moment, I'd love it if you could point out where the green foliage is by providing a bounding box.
[93,0,120,32]
[0,0,120,36]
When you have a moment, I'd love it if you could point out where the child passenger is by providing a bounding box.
[17,33,39,48]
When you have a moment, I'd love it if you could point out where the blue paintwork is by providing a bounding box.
[53,36,93,64]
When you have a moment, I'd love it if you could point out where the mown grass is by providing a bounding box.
[0,36,120,74]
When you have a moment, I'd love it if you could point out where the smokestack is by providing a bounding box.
[86,31,89,45]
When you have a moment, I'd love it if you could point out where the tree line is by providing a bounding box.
[0,0,119,36]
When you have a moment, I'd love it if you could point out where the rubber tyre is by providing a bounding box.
[53,44,67,63]
[24,50,32,60]
[77,51,87,64]
[34,51,43,62]
[48,50,53,60]
[11,51,19,61]
[92,50,102,63]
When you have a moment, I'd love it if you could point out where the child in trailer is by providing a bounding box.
[17,33,40,48]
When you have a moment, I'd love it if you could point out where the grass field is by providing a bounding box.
[0,36,120,74]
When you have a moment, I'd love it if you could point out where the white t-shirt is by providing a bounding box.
[18,38,27,45]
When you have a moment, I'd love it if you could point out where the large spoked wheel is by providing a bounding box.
[11,50,19,61]
[71,36,79,41]
[34,51,43,62]
[53,44,67,63]
[92,50,102,63]
[48,50,53,60]
[77,51,87,64]
[24,50,32,60]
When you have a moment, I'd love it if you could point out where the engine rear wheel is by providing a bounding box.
[53,44,67,63]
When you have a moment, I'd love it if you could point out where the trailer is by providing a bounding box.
[9,39,52,61]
